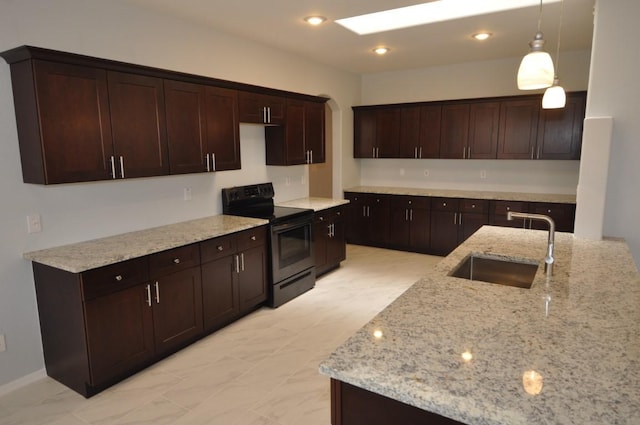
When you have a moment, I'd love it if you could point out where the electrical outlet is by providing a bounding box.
[183,187,192,201]
[27,214,42,233]
[0,334,6,353]
[423,169,430,177]
[480,170,487,179]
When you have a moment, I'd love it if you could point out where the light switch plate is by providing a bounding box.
[27,214,42,233]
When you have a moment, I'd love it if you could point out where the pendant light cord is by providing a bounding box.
[554,0,564,77]
[537,0,543,32]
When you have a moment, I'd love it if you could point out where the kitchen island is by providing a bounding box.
[319,226,640,424]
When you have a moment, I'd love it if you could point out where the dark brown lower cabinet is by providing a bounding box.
[200,227,268,332]
[32,226,268,398]
[314,206,347,276]
[345,192,573,257]
[331,379,464,425]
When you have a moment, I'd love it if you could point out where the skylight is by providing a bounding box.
[335,0,562,35]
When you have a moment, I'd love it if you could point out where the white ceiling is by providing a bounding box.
[123,0,595,74]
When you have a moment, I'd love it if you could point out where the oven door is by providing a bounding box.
[271,215,314,284]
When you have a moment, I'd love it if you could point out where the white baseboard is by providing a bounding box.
[0,369,47,397]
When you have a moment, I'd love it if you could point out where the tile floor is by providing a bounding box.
[0,245,440,425]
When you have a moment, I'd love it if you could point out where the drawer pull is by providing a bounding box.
[173,258,181,264]
[115,275,123,282]
[443,202,447,207]
[547,209,552,213]
[251,235,257,241]
[319,216,324,221]
[472,204,476,208]
[506,206,511,211]
[217,245,224,251]
[336,211,341,216]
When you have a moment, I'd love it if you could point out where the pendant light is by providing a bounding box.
[542,0,566,109]
[517,0,555,90]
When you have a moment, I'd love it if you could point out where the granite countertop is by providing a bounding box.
[23,215,268,273]
[277,197,350,211]
[345,186,577,204]
[319,226,640,424]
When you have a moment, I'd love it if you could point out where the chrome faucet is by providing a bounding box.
[507,212,556,278]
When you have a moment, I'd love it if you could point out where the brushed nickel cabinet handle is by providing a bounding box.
[205,153,210,172]
[217,245,224,251]
[212,153,216,171]
[110,156,116,179]
[154,282,160,304]
[251,235,257,241]
[173,258,180,264]
[119,156,125,179]
[240,253,245,272]
[115,275,123,282]
[419,147,423,158]
[145,284,152,307]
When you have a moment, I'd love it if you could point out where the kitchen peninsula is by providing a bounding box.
[320,226,640,424]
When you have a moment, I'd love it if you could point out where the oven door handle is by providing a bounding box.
[271,217,311,233]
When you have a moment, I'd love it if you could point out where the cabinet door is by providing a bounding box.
[409,206,431,252]
[353,109,376,158]
[376,108,400,158]
[238,92,285,124]
[419,105,442,158]
[439,104,469,159]
[314,215,330,271]
[468,102,499,159]
[430,198,460,256]
[489,200,529,228]
[151,267,203,355]
[388,197,412,248]
[536,92,586,160]
[368,195,390,245]
[328,217,347,265]
[85,285,154,385]
[238,245,268,313]
[164,80,207,174]
[201,255,239,332]
[108,71,169,178]
[344,193,368,244]
[29,60,114,183]
[305,101,325,163]
[398,106,421,158]
[497,99,539,159]
[528,202,576,232]
[285,99,307,165]
[204,86,241,171]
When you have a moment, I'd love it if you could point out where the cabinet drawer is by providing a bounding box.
[149,244,200,278]
[460,199,488,214]
[237,226,268,251]
[528,202,574,219]
[81,257,148,300]
[315,205,346,223]
[400,196,430,209]
[491,200,528,216]
[201,234,237,264]
[431,198,459,212]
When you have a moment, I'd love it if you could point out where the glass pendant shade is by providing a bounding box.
[517,31,555,90]
[542,79,566,109]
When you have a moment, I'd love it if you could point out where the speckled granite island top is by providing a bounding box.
[277,197,349,211]
[345,186,576,204]
[319,226,640,424]
[23,215,268,273]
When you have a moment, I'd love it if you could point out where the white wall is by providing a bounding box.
[357,51,591,194]
[580,0,640,267]
[0,0,360,388]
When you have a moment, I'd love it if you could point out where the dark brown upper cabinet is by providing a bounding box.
[497,98,540,159]
[536,91,586,160]
[354,91,586,161]
[353,107,400,158]
[1,45,329,183]
[107,71,169,179]
[7,59,115,184]
[468,102,499,159]
[164,81,240,174]
[265,99,326,165]
[238,92,286,125]
[439,103,469,159]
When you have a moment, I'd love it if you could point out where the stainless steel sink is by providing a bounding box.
[449,254,539,289]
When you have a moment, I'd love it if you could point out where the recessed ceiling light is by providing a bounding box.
[472,32,492,41]
[304,16,326,26]
[373,47,390,55]
[336,0,561,35]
